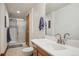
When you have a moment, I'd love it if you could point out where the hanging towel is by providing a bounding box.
[7,27,11,42]
[39,17,44,30]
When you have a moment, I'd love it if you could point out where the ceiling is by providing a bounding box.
[5,3,37,19]
[46,3,69,14]
[5,3,69,19]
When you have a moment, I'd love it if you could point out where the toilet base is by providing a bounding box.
[22,47,33,56]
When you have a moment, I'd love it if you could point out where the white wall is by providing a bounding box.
[32,4,46,39]
[26,4,46,46]
[46,13,55,36]
[0,3,9,54]
[46,4,79,47]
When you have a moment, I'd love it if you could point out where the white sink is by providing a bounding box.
[45,43,66,50]
[53,45,66,50]
[44,36,66,50]
[52,43,66,50]
[42,40,66,50]
[32,39,67,50]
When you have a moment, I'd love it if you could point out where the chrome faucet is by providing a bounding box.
[55,33,62,44]
[63,33,70,44]
[55,33,70,44]
[64,33,70,39]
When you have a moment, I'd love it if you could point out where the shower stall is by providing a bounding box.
[9,18,26,46]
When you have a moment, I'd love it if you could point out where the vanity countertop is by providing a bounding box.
[31,38,79,56]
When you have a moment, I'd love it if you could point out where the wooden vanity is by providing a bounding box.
[31,39,79,56]
[32,42,51,56]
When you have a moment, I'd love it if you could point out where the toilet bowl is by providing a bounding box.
[22,47,33,56]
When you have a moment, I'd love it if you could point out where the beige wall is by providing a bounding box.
[31,4,46,39]
[0,3,9,54]
[27,4,46,46]
[46,4,79,47]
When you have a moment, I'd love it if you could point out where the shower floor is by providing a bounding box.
[8,44,23,48]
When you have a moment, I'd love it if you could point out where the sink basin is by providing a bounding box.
[53,45,66,50]
[45,43,67,50]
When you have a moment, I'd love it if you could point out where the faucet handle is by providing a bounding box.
[55,33,61,39]
[64,33,70,39]
[55,33,62,43]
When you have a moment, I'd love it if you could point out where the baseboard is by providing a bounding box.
[0,46,8,56]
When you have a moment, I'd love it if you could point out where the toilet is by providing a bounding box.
[22,47,33,56]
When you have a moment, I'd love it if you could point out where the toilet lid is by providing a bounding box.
[22,47,33,52]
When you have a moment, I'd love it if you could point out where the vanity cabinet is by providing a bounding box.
[37,47,49,56]
[33,46,38,56]
[32,42,38,56]
[32,42,51,56]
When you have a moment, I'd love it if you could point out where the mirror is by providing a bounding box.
[45,3,69,36]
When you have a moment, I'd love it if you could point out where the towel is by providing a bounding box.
[7,27,11,42]
[39,17,44,30]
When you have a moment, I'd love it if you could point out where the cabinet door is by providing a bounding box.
[37,47,49,56]
[38,52,42,56]
[33,47,37,56]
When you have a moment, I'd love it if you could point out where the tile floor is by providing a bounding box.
[5,43,28,56]
[5,47,24,56]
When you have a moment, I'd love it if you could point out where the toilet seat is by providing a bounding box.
[22,47,33,56]
[22,47,33,52]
